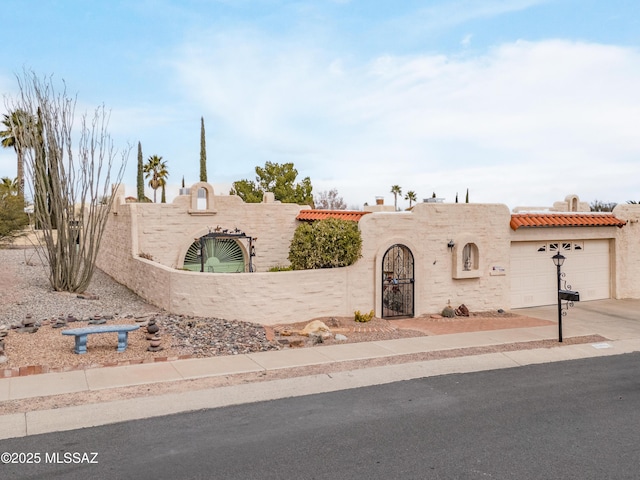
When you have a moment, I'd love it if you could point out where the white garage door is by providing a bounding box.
[510,240,610,308]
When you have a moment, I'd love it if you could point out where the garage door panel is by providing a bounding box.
[511,240,610,308]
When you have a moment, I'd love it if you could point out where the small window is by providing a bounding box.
[562,242,571,251]
[197,188,207,210]
[549,243,559,252]
[574,242,583,251]
[537,245,547,252]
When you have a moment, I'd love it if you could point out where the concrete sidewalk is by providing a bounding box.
[1,299,639,440]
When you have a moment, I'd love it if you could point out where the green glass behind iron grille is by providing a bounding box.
[183,238,245,272]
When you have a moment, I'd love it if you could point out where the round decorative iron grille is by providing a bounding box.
[183,238,245,272]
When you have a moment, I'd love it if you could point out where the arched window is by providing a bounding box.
[197,187,207,210]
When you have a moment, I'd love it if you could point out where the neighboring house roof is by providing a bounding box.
[296,210,371,222]
[510,213,627,230]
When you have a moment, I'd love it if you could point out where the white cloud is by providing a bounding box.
[171,33,640,209]
[5,34,638,210]
[385,0,551,36]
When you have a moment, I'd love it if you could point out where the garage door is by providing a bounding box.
[510,240,610,308]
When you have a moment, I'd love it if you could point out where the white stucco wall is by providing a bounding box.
[95,185,640,325]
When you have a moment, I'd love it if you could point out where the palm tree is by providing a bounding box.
[390,185,402,211]
[0,176,19,198]
[0,109,34,197]
[143,155,169,203]
[405,190,417,208]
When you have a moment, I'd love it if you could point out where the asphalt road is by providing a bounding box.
[3,353,640,479]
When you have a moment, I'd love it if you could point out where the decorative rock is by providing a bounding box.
[147,334,163,351]
[441,306,455,318]
[18,326,38,334]
[497,308,505,314]
[308,332,324,345]
[0,355,7,364]
[335,333,348,342]
[77,293,100,300]
[22,314,35,327]
[52,317,67,329]
[299,320,330,336]
[146,320,160,335]
[325,317,340,328]
[88,318,106,325]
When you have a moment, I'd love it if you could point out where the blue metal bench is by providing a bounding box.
[62,324,141,354]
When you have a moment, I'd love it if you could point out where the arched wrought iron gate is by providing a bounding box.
[382,244,414,318]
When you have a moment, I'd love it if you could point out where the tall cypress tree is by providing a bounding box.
[137,142,144,201]
[200,116,207,182]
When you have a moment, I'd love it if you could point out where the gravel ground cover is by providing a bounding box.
[0,248,425,372]
[0,247,607,416]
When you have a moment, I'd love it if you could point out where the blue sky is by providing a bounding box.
[1,0,639,209]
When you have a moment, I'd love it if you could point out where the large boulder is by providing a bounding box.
[299,320,331,336]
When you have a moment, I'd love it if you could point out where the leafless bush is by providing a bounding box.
[5,71,129,292]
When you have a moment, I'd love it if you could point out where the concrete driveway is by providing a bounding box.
[517,298,640,341]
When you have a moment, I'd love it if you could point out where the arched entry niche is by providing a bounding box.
[381,244,415,318]
[183,237,247,272]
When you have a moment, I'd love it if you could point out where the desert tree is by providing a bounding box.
[590,200,617,212]
[231,161,314,206]
[143,155,168,203]
[5,71,128,292]
[0,176,19,196]
[0,108,35,198]
[200,116,207,182]
[404,190,417,208]
[314,188,346,210]
[136,141,145,201]
[390,185,402,210]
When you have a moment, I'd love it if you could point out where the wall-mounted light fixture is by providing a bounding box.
[447,240,455,251]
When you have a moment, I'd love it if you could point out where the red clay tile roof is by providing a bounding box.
[296,210,371,222]
[510,213,626,230]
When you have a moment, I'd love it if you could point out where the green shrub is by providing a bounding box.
[268,264,293,272]
[288,217,362,270]
[0,195,29,241]
[354,310,375,322]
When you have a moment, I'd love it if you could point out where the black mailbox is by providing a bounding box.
[559,290,580,302]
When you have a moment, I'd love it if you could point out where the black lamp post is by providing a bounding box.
[552,252,566,342]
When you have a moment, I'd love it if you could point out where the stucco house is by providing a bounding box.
[95,184,640,326]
